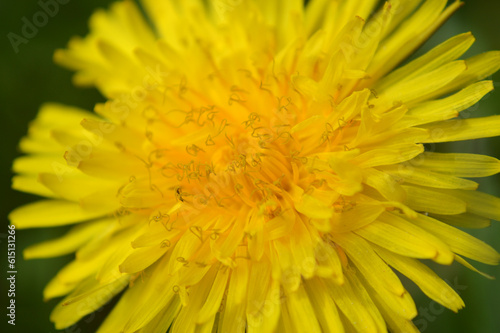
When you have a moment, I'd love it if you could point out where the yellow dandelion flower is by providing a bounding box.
[10,0,500,332]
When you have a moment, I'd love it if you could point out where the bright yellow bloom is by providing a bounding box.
[10,0,500,332]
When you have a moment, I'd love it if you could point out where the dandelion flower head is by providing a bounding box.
[10,0,500,332]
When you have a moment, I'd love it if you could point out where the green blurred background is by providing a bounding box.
[1,1,499,332]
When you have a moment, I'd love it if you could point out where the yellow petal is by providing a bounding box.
[381,165,478,190]
[283,284,322,333]
[355,220,438,260]
[273,240,300,292]
[331,203,386,233]
[134,298,181,333]
[324,275,382,332]
[331,232,406,296]
[170,267,219,333]
[314,241,344,284]
[432,51,500,96]
[168,231,205,275]
[197,268,230,324]
[119,245,168,274]
[430,213,491,229]
[368,0,461,80]
[122,255,180,332]
[411,152,500,177]
[220,256,249,333]
[98,264,179,333]
[303,278,344,333]
[34,102,98,127]
[12,175,56,198]
[55,251,111,286]
[38,172,117,201]
[375,246,464,312]
[51,276,129,329]
[375,32,475,92]
[289,221,317,279]
[382,0,423,39]
[211,215,245,264]
[454,255,495,280]
[377,212,454,264]
[131,221,181,248]
[80,118,145,155]
[343,270,388,332]
[43,277,78,301]
[439,189,500,221]
[411,213,500,265]
[246,260,273,322]
[76,150,145,179]
[263,208,296,241]
[369,285,420,333]
[246,277,281,333]
[421,115,500,143]
[9,200,114,228]
[400,80,493,127]
[19,136,61,154]
[352,144,424,168]
[402,185,466,215]
[375,60,466,106]
[295,193,333,219]
[13,155,74,175]
[24,219,109,259]
[118,180,167,209]
[304,0,332,36]
[363,167,406,201]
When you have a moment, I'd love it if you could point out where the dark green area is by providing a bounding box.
[1,1,499,332]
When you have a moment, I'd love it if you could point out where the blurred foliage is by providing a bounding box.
[1,1,499,332]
